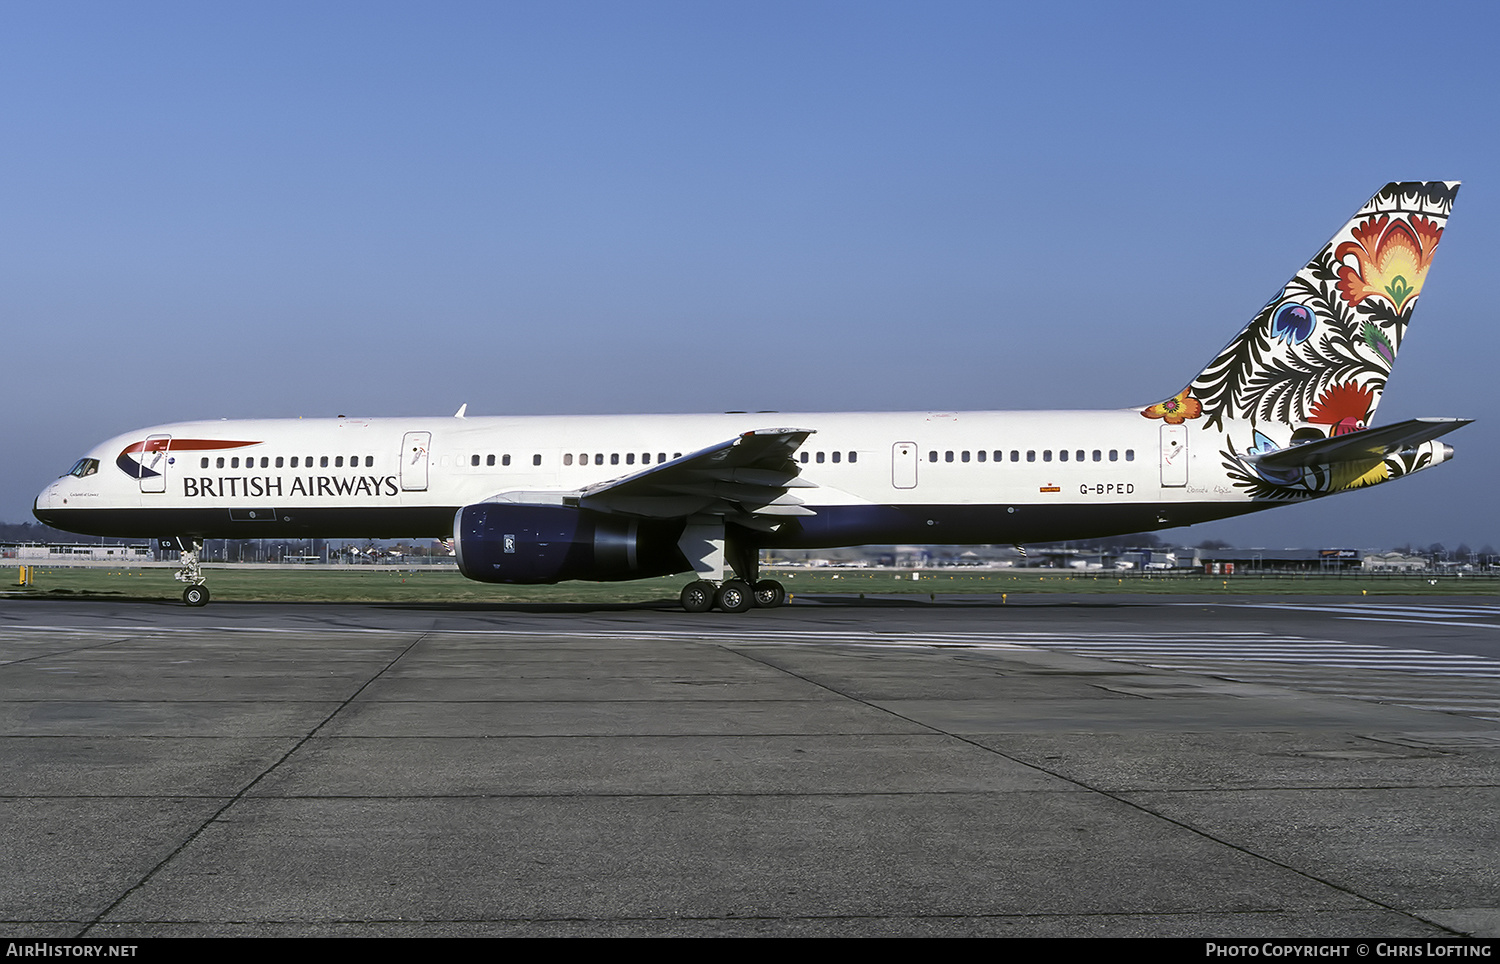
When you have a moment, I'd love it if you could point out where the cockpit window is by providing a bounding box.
[65,458,99,478]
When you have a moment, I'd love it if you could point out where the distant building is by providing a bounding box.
[1362,551,1428,572]
[1195,549,1364,573]
[2,543,153,562]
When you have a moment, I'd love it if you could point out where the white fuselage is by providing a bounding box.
[34,408,1257,548]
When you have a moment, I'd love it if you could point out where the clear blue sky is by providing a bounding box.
[4,1,1496,550]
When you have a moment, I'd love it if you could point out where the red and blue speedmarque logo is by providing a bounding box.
[116,439,261,479]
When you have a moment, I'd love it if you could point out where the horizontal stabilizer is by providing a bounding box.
[1246,418,1471,469]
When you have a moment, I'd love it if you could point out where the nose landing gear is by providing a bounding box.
[171,538,210,606]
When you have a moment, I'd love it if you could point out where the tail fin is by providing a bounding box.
[1142,181,1459,433]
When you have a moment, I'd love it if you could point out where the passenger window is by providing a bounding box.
[1026,451,1035,462]
[977,451,986,462]
[232,457,240,468]
[1109,450,1118,461]
[1126,450,1135,461]
[611,453,620,465]
[486,455,495,466]
[1011,450,1019,462]
[502,455,511,466]
[1043,450,1052,462]
[335,457,343,468]
[366,456,374,467]
[564,454,573,466]
[944,451,953,462]
[1092,450,1101,462]
[1059,450,1068,462]
[626,453,635,465]
[533,454,542,466]
[849,451,857,463]
[643,453,651,464]
[261,457,269,468]
[929,451,938,462]
[800,452,809,463]
[816,452,825,463]
[201,458,209,469]
[1076,450,1085,462]
[831,451,840,463]
[321,456,329,468]
[276,457,284,468]
[291,457,299,468]
[470,455,479,467]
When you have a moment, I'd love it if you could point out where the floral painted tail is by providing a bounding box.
[1142,181,1459,434]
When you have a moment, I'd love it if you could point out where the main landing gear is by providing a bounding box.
[679,578,786,614]
[674,518,785,613]
[172,538,210,607]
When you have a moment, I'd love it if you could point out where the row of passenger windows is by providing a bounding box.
[929,449,1135,463]
[197,447,1135,472]
[560,452,681,466]
[202,455,377,470]
[461,453,686,467]
[201,452,696,471]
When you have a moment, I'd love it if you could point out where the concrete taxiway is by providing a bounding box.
[2,594,1498,937]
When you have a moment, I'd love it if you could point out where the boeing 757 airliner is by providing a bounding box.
[35,181,1470,611]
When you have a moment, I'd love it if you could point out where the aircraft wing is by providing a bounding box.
[1246,417,1472,470]
[576,428,816,527]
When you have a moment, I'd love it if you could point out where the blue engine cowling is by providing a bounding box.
[454,504,690,583]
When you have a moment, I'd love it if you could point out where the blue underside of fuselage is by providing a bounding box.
[34,500,1273,546]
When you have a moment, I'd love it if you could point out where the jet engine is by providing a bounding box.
[453,503,690,583]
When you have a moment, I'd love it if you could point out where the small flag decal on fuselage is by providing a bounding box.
[1040,484,1060,493]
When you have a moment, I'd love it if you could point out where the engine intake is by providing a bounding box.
[454,504,689,583]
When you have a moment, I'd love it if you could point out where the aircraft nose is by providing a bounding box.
[33,481,58,522]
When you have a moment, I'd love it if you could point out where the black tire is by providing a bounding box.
[753,579,786,608]
[183,584,210,607]
[715,580,753,613]
[680,581,715,613]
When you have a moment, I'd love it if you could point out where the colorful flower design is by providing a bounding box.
[1270,303,1316,344]
[1183,182,1454,432]
[1141,387,1202,424]
[1307,381,1374,436]
[1335,214,1443,313]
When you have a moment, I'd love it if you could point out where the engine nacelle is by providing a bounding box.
[454,504,689,583]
